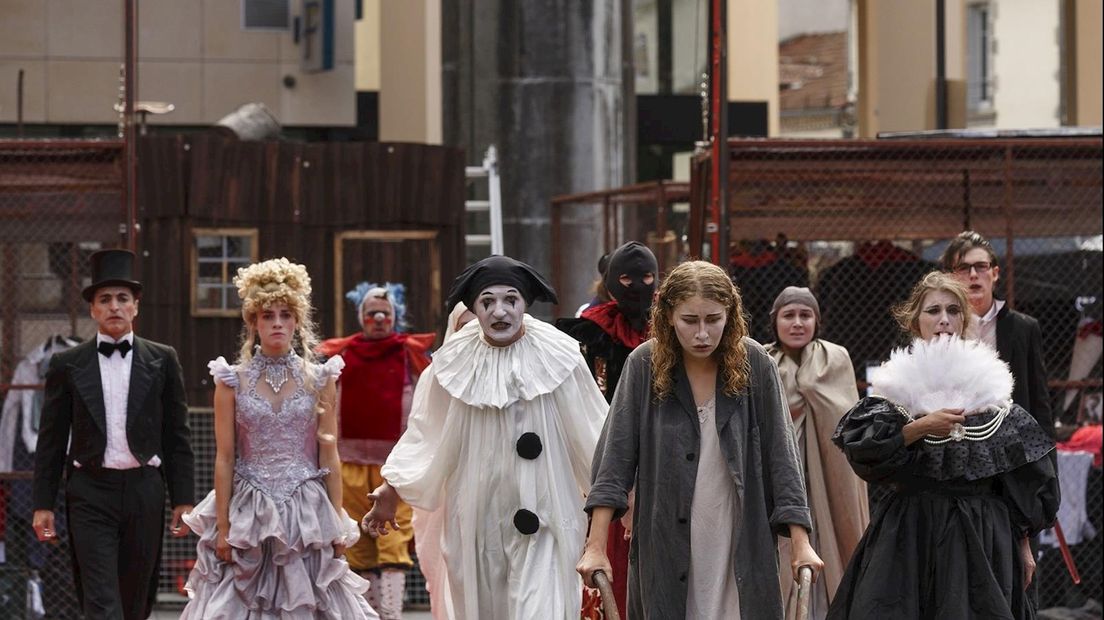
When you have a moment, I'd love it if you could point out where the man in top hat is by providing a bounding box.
[32,249,195,620]
[363,255,608,619]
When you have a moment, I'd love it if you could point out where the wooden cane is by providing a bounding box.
[794,566,813,620]
[592,570,621,620]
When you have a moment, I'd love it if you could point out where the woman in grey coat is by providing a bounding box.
[577,260,823,619]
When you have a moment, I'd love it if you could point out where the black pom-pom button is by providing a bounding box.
[513,509,540,535]
[516,432,543,459]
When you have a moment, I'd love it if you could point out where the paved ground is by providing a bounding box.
[150,608,433,619]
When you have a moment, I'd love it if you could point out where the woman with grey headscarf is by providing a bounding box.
[765,287,868,619]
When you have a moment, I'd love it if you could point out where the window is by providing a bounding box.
[192,228,258,317]
[966,3,994,113]
[242,0,290,31]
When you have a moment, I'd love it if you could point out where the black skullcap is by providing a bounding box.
[446,255,558,310]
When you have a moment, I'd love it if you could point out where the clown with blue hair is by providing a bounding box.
[346,282,409,333]
[317,281,435,618]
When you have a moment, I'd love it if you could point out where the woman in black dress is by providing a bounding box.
[828,272,1059,619]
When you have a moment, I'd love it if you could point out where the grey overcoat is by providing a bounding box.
[587,338,812,619]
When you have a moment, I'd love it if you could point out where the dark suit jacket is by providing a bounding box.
[32,337,195,510]
[996,304,1053,435]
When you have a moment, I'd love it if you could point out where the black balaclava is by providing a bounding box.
[604,241,658,331]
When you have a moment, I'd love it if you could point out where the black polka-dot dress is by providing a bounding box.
[827,396,1059,619]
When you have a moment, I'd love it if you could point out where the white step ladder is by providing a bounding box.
[464,146,504,260]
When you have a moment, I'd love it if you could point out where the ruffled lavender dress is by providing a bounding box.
[181,352,378,619]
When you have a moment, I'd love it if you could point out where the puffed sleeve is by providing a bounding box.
[207,356,238,388]
[832,396,919,484]
[997,451,1060,537]
[316,355,345,389]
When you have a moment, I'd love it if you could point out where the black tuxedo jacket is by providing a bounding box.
[995,304,1053,435]
[32,336,195,510]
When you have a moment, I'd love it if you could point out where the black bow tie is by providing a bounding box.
[98,340,132,358]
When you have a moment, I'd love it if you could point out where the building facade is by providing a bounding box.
[0,0,356,130]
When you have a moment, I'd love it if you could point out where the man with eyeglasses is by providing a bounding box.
[940,231,1053,435]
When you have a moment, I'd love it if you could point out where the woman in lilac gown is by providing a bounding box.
[181,258,378,619]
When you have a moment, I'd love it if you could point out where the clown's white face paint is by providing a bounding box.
[474,285,527,346]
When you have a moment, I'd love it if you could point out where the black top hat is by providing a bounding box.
[82,249,143,302]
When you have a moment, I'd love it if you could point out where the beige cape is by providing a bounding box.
[767,339,868,607]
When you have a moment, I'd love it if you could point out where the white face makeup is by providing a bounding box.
[917,289,965,341]
[474,285,527,346]
[671,295,727,360]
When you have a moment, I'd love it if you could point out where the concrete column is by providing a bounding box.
[443,0,633,315]
[380,0,442,143]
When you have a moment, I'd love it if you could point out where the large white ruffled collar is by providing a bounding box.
[432,314,583,409]
[870,335,1013,417]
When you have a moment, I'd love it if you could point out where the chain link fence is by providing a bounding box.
[0,139,438,617]
[712,136,1103,614]
[6,135,1102,616]
[0,139,125,618]
[553,135,1102,615]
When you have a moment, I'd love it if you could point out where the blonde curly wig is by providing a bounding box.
[650,261,750,400]
[233,258,322,391]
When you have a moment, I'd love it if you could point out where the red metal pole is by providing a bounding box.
[1053,521,1082,585]
[708,0,728,266]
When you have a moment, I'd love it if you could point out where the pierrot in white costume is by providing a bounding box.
[363,255,609,619]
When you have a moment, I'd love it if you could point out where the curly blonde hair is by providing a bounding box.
[233,258,321,392]
[650,261,750,400]
[893,271,974,339]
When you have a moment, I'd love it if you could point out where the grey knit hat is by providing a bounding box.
[770,286,821,329]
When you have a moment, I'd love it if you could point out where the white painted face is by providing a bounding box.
[671,295,727,360]
[917,289,965,341]
[474,285,527,346]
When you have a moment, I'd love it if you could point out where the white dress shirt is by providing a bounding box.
[94,332,159,469]
[968,299,1005,350]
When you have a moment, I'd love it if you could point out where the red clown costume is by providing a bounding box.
[317,282,434,619]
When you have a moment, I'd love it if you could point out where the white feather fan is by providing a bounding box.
[869,335,1014,417]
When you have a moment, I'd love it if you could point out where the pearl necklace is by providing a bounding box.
[923,405,1009,445]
